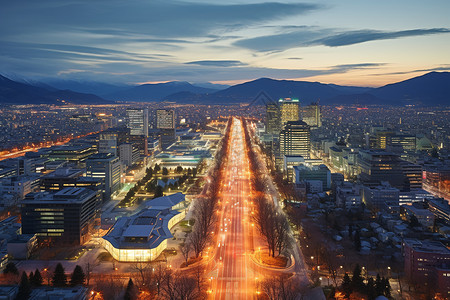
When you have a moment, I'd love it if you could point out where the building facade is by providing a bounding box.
[21,187,100,244]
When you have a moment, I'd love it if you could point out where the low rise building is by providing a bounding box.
[403,239,450,296]
[102,193,185,262]
[293,164,331,192]
[361,182,400,214]
[401,205,435,229]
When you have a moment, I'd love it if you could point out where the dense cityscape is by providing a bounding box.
[0,99,447,299]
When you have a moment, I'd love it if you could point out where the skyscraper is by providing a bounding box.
[265,102,281,134]
[302,102,322,128]
[156,109,176,150]
[86,153,121,199]
[279,98,300,126]
[98,132,118,156]
[126,108,149,137]
[279,120,311,159]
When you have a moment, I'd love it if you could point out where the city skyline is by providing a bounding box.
[1,1,449,87]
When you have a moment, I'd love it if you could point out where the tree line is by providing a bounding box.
[242,118,292,258]
[182,117,233,261]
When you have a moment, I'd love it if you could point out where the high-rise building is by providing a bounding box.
[156,109,176,150]
[85,153,121,199]
[98,132,118,156]
[301,102,322,127]
[265,103,281,134]
[21,187,100,244]
[279,121,311,160]
[279,98,300,126]
[156,109,175,129]
[118,143,140,167]
[126,108,149,137]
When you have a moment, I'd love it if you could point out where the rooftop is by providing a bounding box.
[403,238,450,254]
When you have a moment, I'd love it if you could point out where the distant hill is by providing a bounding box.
[2,71,449,106]
[165,72,450,106]
[43,80,129,97]
[0,74,109,105]
[105,81,218,101]
[370,71,450,106]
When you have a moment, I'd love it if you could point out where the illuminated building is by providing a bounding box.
[86,153,121,199]
[265,102,281,134]
[301,102,322,128]
[403,239,450,296]
[358,150,422,191]
[98,132,117,156]
[293,164,331,192]
[48,145,96,164]
[21,187,100,244]
[156,109,176,150]
[118,143,139,167]
[279,98,299,126]
[40,168,102,195]
[126,108,149,137]
[357,150,404,189]
[279,121,310,162]
[361,182,400,214]
[156,109,175,129]
[102,193,186,262]
[283,155,322,181]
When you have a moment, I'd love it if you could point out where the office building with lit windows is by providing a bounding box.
[21,187,100,244]
[40,168,102,195]
[98,132,118,156]
[85,153,121,200]
[126,108,149,137]
[156,109,176,150]
[301,102,322,128]
[279,98,300,126]
[403,239,450,296]
[279,120,311,162]
[265,102,281,134]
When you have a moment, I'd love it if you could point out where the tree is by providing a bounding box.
[382,277,392,298]
[351,264,365,293]
[375,273,383,296]
[192,168,197,178]
[28,271,34,285]
[52,263,67,287]
[176,166,183,173]
[124,278,137,300]
[162,167,169,176]
[3,262,18,275]
[153,185,164,198]
[32,269,43,286]
[341,273,352,298]
[179,241,191,265]
[154,164,161,173]
[366,277,376,300]
[70,265,85,286]
[16,271,32,300]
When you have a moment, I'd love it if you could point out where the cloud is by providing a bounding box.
[369,65,450,76]
[0,1,320,39]
[329,63,387,73]
[316,28,450,47]
[234,27,450,52]
[186,60,246,67]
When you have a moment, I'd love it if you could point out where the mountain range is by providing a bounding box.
[0,72,449,106]
[0,75,110,105]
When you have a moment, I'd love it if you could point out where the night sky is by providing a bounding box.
[1,0,449,86]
